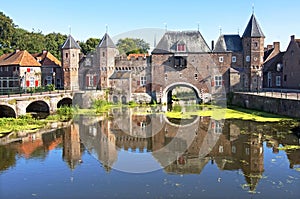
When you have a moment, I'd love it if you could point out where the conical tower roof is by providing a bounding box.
[97,33,116,48]
[61,35,81,50]
[242,14,265,38]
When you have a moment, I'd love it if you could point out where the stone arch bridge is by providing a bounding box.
[0,92,74,118]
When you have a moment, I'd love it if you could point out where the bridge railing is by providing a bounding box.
[0,88,75,98]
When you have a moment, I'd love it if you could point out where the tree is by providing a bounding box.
[79,37,101,55]
[116,38,150,55]
[45,32,67,59]
[0,12,16,55]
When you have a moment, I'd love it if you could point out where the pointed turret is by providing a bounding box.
[242,14,265,91]
[97,33,116,48]
[242,14,265,38]
[61,34,81,90]
[61,35,81,50]
[96,33,119,89]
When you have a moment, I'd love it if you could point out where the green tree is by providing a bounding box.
[79,37,100,55]
[116,38,150,55]
[45,32,67,59]
[0,12,16,55]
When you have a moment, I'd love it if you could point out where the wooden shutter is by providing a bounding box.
[86,76,89,87]
[93,75,97,86]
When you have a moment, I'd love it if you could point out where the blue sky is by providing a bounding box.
[1,0,300,50]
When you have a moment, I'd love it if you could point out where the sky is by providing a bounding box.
[1,0,300,51]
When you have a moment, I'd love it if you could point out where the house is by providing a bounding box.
[262,42,283,88]
[282,35,300,89]
[32,50,64,89]
[0,50,41,93]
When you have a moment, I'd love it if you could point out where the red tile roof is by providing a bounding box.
[0,50,41,67]
[32,51,61,67]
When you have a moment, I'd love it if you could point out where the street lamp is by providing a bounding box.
[52,71,56,89]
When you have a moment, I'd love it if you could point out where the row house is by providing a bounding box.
[0,50,41,93]
[263,35,300,90]
[32,50,64,89]
[0,49,64,93]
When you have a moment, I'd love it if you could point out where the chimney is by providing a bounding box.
[267,45,273,50]
[15,49,20,53]
[273,42,280,51]
[42,50,47,54]
[291,35,295,41]
[211,40,214,51]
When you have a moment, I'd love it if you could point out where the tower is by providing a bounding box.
[96,33,119,89]
[242,14,265,91]
[61,35,81,90]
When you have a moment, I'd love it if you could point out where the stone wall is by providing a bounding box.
[230,92,300,118]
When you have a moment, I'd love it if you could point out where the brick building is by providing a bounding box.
[62,14,280,103]
[0,50,41,93]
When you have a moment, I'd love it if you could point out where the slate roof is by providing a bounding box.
[32,51,61,66]
[213,35,242,52]
[152,31,211,54]
[242,14,265,38]
[0,50,41,67]
[263,52,284,73]
[263,48,274,61]
[97,33,116,48]
[109,71,131,79]
[61,35,81,49]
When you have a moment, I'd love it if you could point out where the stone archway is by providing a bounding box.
[161,82,202,104]
[57,97,73,108]
[26,100,50,119]
[0,105,16,118]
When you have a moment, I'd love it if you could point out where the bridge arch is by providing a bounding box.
[26,100,50,118]
[161,82,201,104]
[0,105,16,118]
[57,97,73,108]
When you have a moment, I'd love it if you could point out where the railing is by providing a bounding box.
[0,88,75,98]
[236,89,300,101]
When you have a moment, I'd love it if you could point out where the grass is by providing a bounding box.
[0,116,48,138]
[165,105,294,122]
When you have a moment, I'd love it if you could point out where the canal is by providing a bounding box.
[0,107,300,199]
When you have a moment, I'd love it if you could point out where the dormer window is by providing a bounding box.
[177,43,185,52]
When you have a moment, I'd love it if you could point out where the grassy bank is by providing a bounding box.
[0,106,75,138]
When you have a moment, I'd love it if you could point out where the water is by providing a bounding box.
[0,107,300,199]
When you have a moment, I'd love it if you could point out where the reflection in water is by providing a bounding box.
[0,107,300,195]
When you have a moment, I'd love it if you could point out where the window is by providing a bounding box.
[177,44,185,52]
[4,66,9,71]
[246,55,250,62]
[214,75,223,87]
[29,77,35,87]
[165,74,168,81]
[179,73,182,78]
[0,67,2,72]
[219,146,224,153]
[140,76,146,86]
[232,56,236,63]
[284,75,287,81]
[214,121,222,134]
[245,148,250,155]
[66,53,68,58]
[194,73,198,80]
[46,76,52,85]
[219,56,224,63]
[232,146,236,153]
[276,76,281,86]
[103,52,105,57]
[254,42,258,48]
